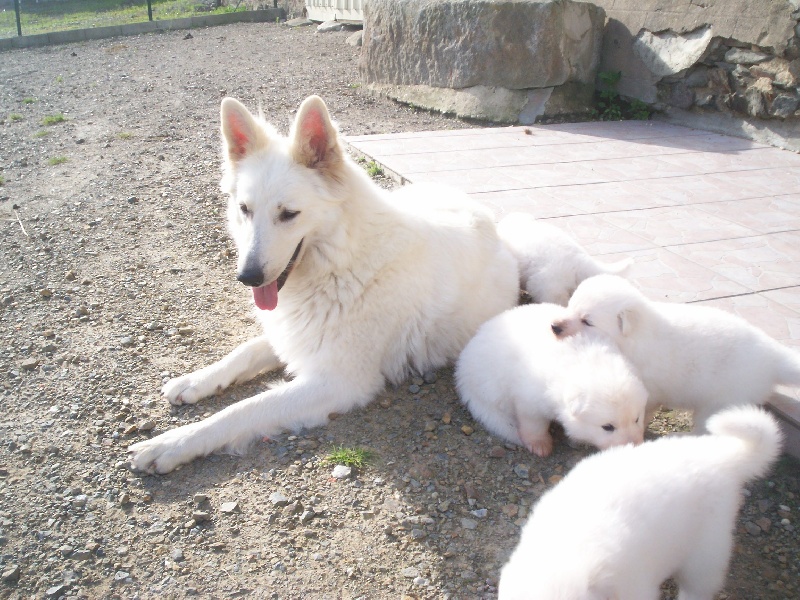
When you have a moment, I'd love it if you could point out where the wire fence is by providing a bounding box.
[0,0,279,39]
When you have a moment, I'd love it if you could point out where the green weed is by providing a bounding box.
[34,130,50,138]
[42,113,66,126]
[366,160,384,178]
[9,113,23,122]
[23,97,37,104]
[322,446,374,468]
[47,156,68,166]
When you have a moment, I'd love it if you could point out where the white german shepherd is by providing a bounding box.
[129,96,519,473]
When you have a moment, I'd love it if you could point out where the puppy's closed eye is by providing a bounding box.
[602,423,616,432]
[581,318,592,327]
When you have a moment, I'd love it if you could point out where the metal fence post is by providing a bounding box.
[147,0,153,21]
[14,0,22,36]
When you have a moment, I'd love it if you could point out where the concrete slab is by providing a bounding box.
[346,120,800,459]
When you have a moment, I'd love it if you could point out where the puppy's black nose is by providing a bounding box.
[551,323,563,336]
[237,268,264,287]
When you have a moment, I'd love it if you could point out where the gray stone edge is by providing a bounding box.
[0,8,285,51]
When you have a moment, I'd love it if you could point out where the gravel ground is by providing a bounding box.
[0,22,798,600]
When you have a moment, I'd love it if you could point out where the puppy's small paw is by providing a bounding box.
[524,434,553,458]
[162,375,203,406]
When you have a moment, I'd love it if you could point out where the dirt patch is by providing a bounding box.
[0,22,797,599]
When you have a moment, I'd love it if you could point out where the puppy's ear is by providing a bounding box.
[617,308,635,336]
[220,97,269,163]
[290,95,343,174]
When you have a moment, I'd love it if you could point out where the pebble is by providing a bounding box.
[137,419,156,431]
[192,511,211,522]
[460,425,474,436]
[744,521,762,536]
[460,518,478,530]
[170,548,185,562]
[331,465,352,479]
[46,584,68,597]
[114,570,131,582]
[401,567,420,578]
[513,464,530,479]
[408,384,421,394]
[21,358,39,370]
[220,501,239,514]
[489,446,506,458]
[193,493,209,505]
[269,491,289,507]
[1,565,20,582]
[422,370,437,384]
[299,509,315,524]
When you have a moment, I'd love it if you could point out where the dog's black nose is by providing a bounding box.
[551,323,563,336]
[237,268,264,287]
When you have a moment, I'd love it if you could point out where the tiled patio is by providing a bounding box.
[346,120,800,457]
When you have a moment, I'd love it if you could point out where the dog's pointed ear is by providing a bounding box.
[290,95,342,173]
[220,97,269,163]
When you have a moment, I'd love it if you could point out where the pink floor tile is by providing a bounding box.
[544,213,656,255]
[599,247,751,302]
[469,189,583,220]
[599,205,758,246]
[695,292,800,343]
[667,234,800,291]
[694,194,800,234]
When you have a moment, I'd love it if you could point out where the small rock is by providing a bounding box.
[192,510,211,522]
[442,412,451,424]
[744,521,762,536]
[461,425,474,435]
[193,493,208,505]
[755,517,772,532]
[21,358,39,371]
[46,584,68,597]
[317,20,344,33]
[401,566,420,578]
[220,501,239,514]
[40,288,53,298]
[489,445,506,458]
[513,464,530,479]
[269,491,289,507]
[331,465,352,479]
[1,564,20,582]
[120,336,134,348]
[170,548,185,562]
[461,518,478,530]
[137,419,156,431]
[408,384,421,394]
[346,30,363,47]
[118,492,131,505]
[299,509,315,524]
[113,570,131,582]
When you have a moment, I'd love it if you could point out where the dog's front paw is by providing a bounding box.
[162,374,209,406]
[128,424,204,474]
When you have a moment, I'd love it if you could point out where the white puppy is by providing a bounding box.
[551,274,800,430]
[455,303,647,457]
[499,405,783,600]
[497,212,632,305]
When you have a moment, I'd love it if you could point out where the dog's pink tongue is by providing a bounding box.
[252,282,278,311]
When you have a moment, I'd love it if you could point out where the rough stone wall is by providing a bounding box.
[584,0,800,149]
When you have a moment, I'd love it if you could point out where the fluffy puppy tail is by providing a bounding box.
[597,256,633,276]
[775,344,800,387]
[706,405,783,481]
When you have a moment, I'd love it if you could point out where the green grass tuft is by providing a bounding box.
[34,130,50,138]
[42,113,66,126]
[9,113,23,122]
[366,160,384,178]
[23,97,37,104]
[47,156,68,166]
[322,446,374,468]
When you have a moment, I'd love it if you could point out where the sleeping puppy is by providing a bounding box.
[497,212,632,305]
[455,303,646,456]
[499,405,783,600]
[551,274,800,430]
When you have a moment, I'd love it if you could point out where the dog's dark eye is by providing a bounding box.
[279,209,300,222]
[602,424,615,432]
[581,318,592,327]
[239,203,251,216]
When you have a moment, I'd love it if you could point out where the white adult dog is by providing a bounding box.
[499,405,783,600]
[497,212,631,305]
[455,303,647,456]
[551,274,800,430]
[128,96,519,473]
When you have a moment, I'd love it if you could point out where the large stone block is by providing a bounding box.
[360,0,605,90]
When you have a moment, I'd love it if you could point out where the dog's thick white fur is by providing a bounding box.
[455,303,647,457]
[551,274,800,431]
[499,405,783,600]
[497,212,631,305]
[128,96,519,473]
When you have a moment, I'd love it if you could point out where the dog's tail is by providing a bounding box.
[597,256,634,276]
[706,405,783,481]
[775,343,800,387]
